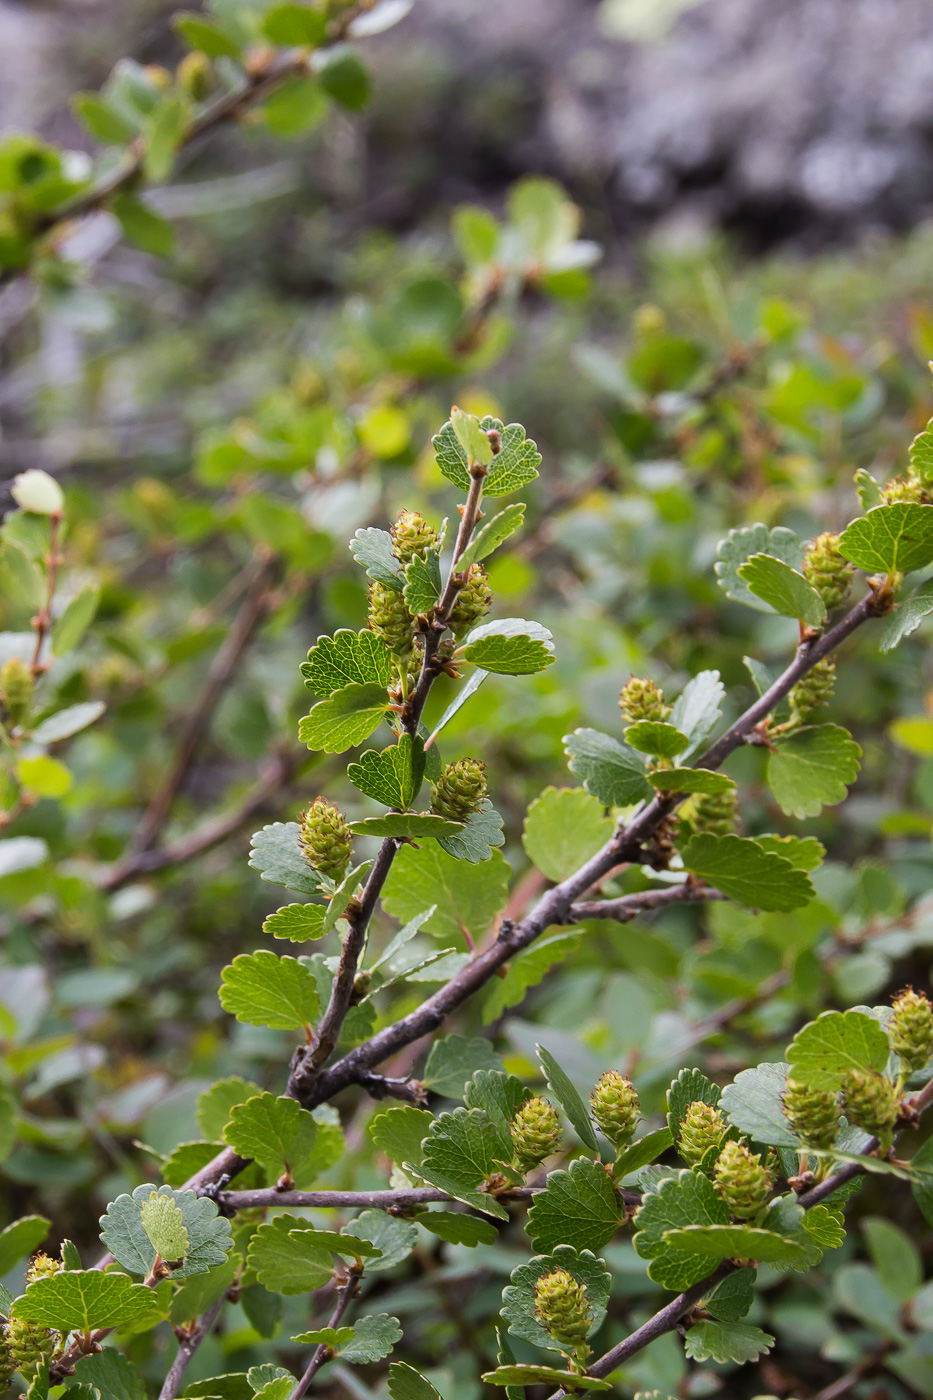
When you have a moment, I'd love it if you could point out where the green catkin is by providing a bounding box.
[391,509,438,564]
[533,1269,593,1347]
[299,798,352,882]
[618,676,669,725]
[511,1096,562,1173]
[430,758,487,822]
[449,564,492,637]
[0,655,33,727]
[678,1101,728,1166]
[782,1079,841,1152]
[713,1140,772,1220]
[590,1070,640,1144]
[690,787,739,838]
[789,658,836,724]
[840,1069,900,1139]
[368,580,415,657]
[802,532,854,610]
[890,988,933,1074]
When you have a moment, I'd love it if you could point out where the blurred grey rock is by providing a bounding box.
[377,0,933,245]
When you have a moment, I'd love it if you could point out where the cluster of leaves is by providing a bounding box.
[9,3,933,1398]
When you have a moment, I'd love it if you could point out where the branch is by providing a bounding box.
[128,551,277,856]
[217,1185,538,1211]
[569,883,725,922]
[159,1294,226,1400]
[550,1074,933,1399]
[288,1268,361,1400]
[1,2,382,291]
[102,748,300,890]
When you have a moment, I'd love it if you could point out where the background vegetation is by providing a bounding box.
[5,3,933,1397]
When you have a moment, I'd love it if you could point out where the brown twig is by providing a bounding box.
[159,1294,226,1400]
[30,512,62,676]
[128,551,278,856]
[217,1185,538,1211]
[288,1267,361,1400]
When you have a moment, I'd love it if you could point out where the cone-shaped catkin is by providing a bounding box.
[511,1096,562,1173]
[803,533,854,610]
[713,1140,772,1220]
[533,1268,593,1347]
[690,788,738,839]
[890,989,933,1073]
[0,1330,12,1390]
[590,1070,640,1144]
[678,1101,728,1166]
[299,798,352,882]
[5,1316,58,1381]
[0,656,33,727]
[368,581,415,657]
[782,1079,841,1152]
[840,1069,900,1138]
[431,758,487,822]
[619,676,669,725]
[391,509,438,564]
[449,564,492,636]
[789,659,835,725]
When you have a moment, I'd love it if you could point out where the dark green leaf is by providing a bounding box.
[681,834,814,911]
[838,503,933,575]
[525,1158,622,1253]
[563,729,651,807]
[248,823,323,896]
[301,629,393,697]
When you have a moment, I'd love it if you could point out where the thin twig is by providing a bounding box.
[569,884,726,921]
[288,1268,361,1400]
[159,1294,226,1400]
[30,512,62,675]
[129,551,277,856]
[217,1185,538,1211]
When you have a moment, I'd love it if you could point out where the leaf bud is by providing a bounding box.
[619,676,669,725]
[11,468,63,516]
[713,1140,772,1220]
[781,1079,840,1152]
[533,1267,592,1348]
[368,580,415,657]
[802,533,854,611]
[788,658,835,725]
[890,987,933,1074]
[299,798,352,882]
[510,1095,562,1173]
[840,1069,900,1139]
[449,564,492,637]
[391,509,438,564]
[678,1100,728,1166]
[590,1069,640,1145]
[0,656,34,728]
[430,757,487,823]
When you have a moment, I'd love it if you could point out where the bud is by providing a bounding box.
[880,475,929,506]
[391,509,438,565]
[11,468,63,516]
[0,656,34,728]
[689,788,738,839]
[840,1069,900,1139]
[5,1315,58,1382]
[431,757,487,823]
[533,1268,592,1348]
[25,1253,60,1285]
[590,1070,640,1145]
[449,564,492,637]
[782,1079,840,1152]
[511,1095,562,1173]
[678,1101,728,1167]
[368,581,415,657]
[890,988,933,1074]
[619,676,669,726]
[789,658,835,725]
[299,798,352,882]
[177,50,212,101]
[713,1140,772,1220]
[634,303,666,336]
[803,533,854,611]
